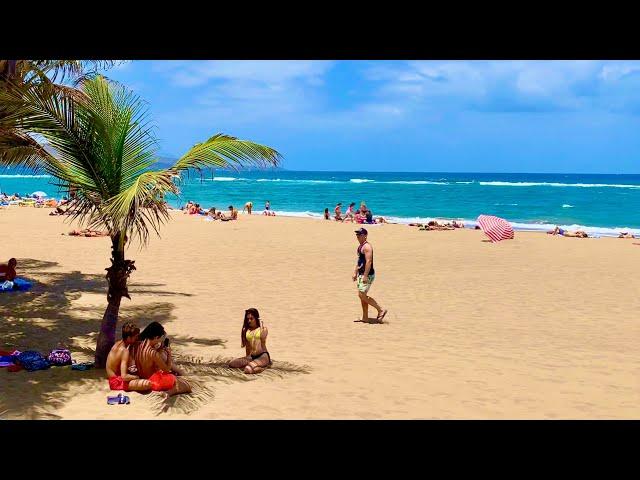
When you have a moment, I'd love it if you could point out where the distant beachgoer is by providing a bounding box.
[345,202,356,222]
[420,220,454,231]
[324,208,330,220]
[221,205,238,221]
[133,322,191,396]
[354,211,366,224]
[228,308,271,374]
[452,220,465,228]
[352,228,387,323]
[243,202,253,215]
[0,258,17,282]
[105,322,152,393]
[65,229,109,237]
[365,210,376,224]
[265,200,271,212]
[334,203,343,221]
[547,226,588,237]
[359,202,368,216]
[618,232,636,239]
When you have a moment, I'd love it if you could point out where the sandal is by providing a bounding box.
[376,310,388,322]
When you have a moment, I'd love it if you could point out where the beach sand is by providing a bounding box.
[1,207,638,419]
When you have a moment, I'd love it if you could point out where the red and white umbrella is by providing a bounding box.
[476,215,514,242]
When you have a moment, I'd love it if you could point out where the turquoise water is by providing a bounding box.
[3,169,640,236]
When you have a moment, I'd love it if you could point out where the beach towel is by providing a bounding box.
[15,351,50,372]
[0,278,32,292]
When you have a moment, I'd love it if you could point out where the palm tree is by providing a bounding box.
[0,60,122,170]
[0,75,281,367]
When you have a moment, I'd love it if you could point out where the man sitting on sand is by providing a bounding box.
[0,258,17,282]
[106,322,153,393]
[133,322,191,397]
[220,205,238,221]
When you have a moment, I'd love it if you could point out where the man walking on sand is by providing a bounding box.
[352,228,387,322]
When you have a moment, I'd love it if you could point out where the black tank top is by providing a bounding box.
[357,242,375,275]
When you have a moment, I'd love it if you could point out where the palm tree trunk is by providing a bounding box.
[94,232,136,368]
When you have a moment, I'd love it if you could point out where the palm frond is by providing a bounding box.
[169,133,282,177]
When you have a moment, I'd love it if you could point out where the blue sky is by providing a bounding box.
[104,60,640,173]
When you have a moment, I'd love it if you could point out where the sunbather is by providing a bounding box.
[64,229,109,237]
[0,258,17,282]
[132,322,191,397]
[220,205,238,221]
[105,322,152,393]
[228,308,271,374]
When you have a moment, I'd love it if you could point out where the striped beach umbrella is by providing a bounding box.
[476,215,514,242]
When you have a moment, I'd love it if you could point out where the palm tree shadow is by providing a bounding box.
[1,258,310,418]
[0,258,195,418]
[145,354,312,416]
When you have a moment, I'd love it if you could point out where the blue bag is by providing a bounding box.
[15,351,50,372]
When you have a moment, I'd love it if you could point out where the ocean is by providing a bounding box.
[3,169,640,237]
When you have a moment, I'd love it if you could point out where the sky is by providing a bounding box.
[103,60,640,173]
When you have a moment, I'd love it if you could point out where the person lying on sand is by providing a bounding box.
[420,220,455,231]
[132,322,191,397]
[547,226,589,238]
[64,229,109,237]
[0,258,17,282]
[618,232,636,238]
[106,322,153,393]
[228,308,271,374]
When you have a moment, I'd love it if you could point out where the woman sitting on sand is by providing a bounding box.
[228,308,271,374]
[132,322,191,396]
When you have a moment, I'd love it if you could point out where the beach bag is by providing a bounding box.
[47,348,72,366]
[15,351,50,372]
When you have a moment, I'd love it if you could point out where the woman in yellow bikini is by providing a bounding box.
[228,308,271,374]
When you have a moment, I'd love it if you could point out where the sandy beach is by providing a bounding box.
[1,207,638,419]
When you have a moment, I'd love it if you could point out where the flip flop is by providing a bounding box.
[376,310,388,322]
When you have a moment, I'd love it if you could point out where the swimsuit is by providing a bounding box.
[148,371,177,391]
[108,376,130,391]
[357,242,375,276]
[246,328,270,364]
[356,242,375,293]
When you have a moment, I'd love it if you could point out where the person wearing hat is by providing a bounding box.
[334,202,343,221]
[352,228,387,322]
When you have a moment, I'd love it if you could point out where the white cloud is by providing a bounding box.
[154,60,334,88]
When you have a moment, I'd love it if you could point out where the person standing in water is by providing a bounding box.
[352,228,387,323]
